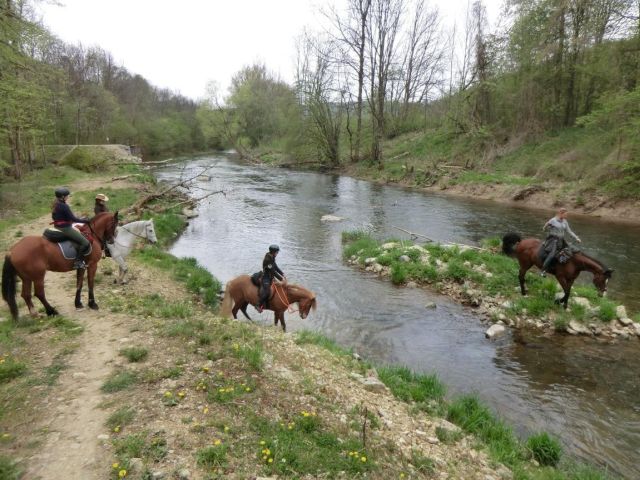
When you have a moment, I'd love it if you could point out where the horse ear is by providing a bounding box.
[605,269,614,278]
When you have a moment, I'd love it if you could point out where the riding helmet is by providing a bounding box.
[55,187,70,198]
[269,244,280,253]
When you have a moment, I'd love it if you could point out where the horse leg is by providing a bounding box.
[232,302,240,319]
[280,312,286,332]
[75,268,85,309]
[21,280,37,317]
[33,276,58,316]
[553,276,572,309]
[87,264,99,310]
[518,261,531,296]
[239,302,252,320]
[113,256,128,284]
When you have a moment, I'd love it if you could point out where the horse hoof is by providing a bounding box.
[89,303,99,310]
[47,309,59,317]
[76,303,84,310]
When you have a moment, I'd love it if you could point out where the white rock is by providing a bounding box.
[485,324,506,339]
[72,372,87,379]
[569,320,589,334]
[320,214,344,222]
[382,242,398,250]
[618,317,632,326]
[360,377,388,393]
[501,301,513,309]
[97,434,110,440]
[428,436,440,444]
[182,208,198,219]
[434,419,462,434]
[151,472,166,480]
[177,469,190,480]
[406,281,418,288]
[399,255,411,262]
[373,264,383,273]
[425,302,437,309]
[572,297,591,308]
[616,305,628,320]
[633,323,640,336]
[364,257,377,266]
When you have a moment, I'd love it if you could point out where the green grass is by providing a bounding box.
[295,331,352,357]
[119,346,149,363]
[135,248,221,308]
[0,455,21,480]
[251,414,373,477]
[527,433,563,467]
[377,365,446,406]
[233,343,264,371]
[106,407,136,431]
[101,371,138,393]
[196,444,228,468]
[113,432,167,462]
[0,357,27,383]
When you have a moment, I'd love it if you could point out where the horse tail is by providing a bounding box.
[502,233,522,256]
[2,256,19,320]
[220,282,234,318]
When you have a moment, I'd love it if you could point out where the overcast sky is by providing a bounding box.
[37,0,503,100]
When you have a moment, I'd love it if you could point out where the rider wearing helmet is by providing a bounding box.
[52,187,91,270]
[257,244,286,312]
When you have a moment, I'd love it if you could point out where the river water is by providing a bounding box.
[157,154,640,478]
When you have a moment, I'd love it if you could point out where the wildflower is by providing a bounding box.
[259,440,266,445]
[2,433,10,439]
[245,387,251,392]
[302,411,310,417]
[203,407,209,414]
[213,439,222,446]
[118,469,127,478]
[164,391,172,397]
[400,474,405,479]
[268,458,273,464]
[177,391,185,398]
[202,366,210,373]
[232,343,239,351]
[224,426,229,432]
[113,425,120,433]
[360,456,367,463]
[112,462,119,469]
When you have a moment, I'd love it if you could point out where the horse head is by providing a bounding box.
[91,211,119,244]
[145,219,158,244]
[593,268,614,297]
[287,285,317,319]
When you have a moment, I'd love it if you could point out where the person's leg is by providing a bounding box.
[60,227,90,269]
[259,279,271,310]
[541,239,558,276]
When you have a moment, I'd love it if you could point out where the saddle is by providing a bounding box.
[250,271,276,307]
[43,227,93,260]
[537,239,579,268]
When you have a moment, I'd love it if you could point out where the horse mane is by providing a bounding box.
[287,283,316,300]
[576,251,609,272]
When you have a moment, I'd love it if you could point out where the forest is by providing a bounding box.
[2,0,640,197]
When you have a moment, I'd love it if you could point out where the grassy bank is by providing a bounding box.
[342,231,638,336]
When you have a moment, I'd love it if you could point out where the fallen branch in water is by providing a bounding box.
[392,225,487,251]
[154,189,226,213]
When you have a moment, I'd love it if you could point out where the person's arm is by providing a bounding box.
[61,203,89,223]
[565,221,581,242]
[543,218,552,232]
[273,262,284,281]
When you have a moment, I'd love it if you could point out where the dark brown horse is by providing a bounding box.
[2,212,119,319]
[220,275,317,332]
[502,233,613,309]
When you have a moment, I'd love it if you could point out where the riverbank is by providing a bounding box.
[0,165,614,479]
[342,231,640,341]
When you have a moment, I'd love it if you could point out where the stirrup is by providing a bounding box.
[73,260,87,270]
[255,304,263,313]
[540,271,547,277]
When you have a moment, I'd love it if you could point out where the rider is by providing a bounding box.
[257,244,286,312]
[52,187,91,270]
[94,193,110,215]
[540,207,582,277]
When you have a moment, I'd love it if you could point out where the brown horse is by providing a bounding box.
[2,212,119,319]
[502,233,613,309]
[220,275,317,332]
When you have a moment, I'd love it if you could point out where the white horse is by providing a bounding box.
[107,219,158,284]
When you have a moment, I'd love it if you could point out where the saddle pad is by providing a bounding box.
[57,241,92,260]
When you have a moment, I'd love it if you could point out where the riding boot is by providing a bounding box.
[73,253,86,270]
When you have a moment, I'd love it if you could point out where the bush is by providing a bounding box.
[526,432,562,466]
[390,263,407,284]
[0,357,27,383]
[119,347,148,363]
[60,148,107,172]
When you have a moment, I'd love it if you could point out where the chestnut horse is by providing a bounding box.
[502,233,613,309]
[220,275,317,332]
[2,212,119,319]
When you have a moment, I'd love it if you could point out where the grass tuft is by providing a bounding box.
[101,371,138,393]
[0,357,27,383]
[526,432,563,467]
[119,347,149,363]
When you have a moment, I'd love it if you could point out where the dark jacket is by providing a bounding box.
[94,202,109,215]
[262,252,284,282]
[52,199,88,228]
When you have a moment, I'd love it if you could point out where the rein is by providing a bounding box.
[87,218,115,250]
[120,225,149,241]
[273,283,298,313]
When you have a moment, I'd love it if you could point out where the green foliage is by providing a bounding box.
[101,371,138,393]
[447,395,523,466]
[0,357,27,383]
[295,331,352,357]
[526,433,563,467]
[60,147,107,172]
[596,300,617,322]
[106,407,136,430]
[119,347,149,363]
[390,263,408,284]
[378,365,446,404]
[0,456,21,480]
[197,444,228,468]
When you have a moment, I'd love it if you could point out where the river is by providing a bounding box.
[156,153,640,478]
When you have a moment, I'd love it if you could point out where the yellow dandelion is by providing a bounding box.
[164,391,172,397]
[360,456,367,463]
[224,426,230,432]
[260,440,266,445]
[213,439,222,446]
[112,462,119,469]
[268,458,273,464]
[400,474,406,479]
[262,455,267,460]
[113,425,120,433]
[202,366,210,372]
[245,387,251,392]
[203,407,209,414]
[118,469,127,478]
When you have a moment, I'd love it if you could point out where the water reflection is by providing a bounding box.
[157,154,639,478]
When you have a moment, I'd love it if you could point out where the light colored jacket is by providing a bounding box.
[543,216,580,242]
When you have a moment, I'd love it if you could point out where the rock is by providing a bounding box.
[97,434,109,441]
[569,320,589,335]
[320,214,344,222]
[181,208,198,219]
[618,316,632,326]
[485,324,506,339]
[572,297,591,308]
[72,372,87,379]
[434,419,462,435]
[352,352,362,361]
[382,242,398,250]
[399,255,411,262]
[129,458,144,473]
[501,301,513,309]
[364,257,377,266]
[633,323,640,336]
[497,313,506,321]
[353,375,388,393]
[177,469,190,480]
[616,305,628,320]
[427,436,440,444]
[151,472,166,480]
[406,281,418,288]
[373,263,383,273]
[425,302,437,309]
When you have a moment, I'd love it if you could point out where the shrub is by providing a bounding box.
[60,148,107,172]
[526,432,562,466]
[101,371,137,393]
[0,357,27,383]
[119,347,148,363]
[390,263,407,284]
